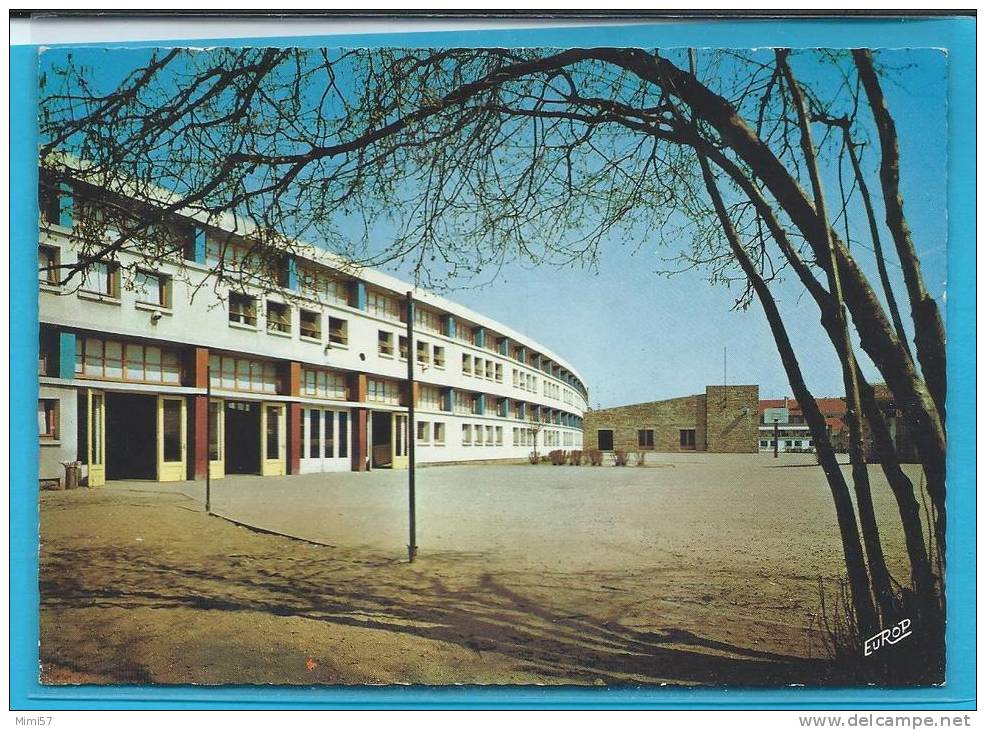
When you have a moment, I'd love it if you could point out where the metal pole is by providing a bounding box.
[773,418,779,459]
[206,365,212,513]
[405,291,417,563]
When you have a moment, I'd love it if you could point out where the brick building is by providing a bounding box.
[583,385,760,454]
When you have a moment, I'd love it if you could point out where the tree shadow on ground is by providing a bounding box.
[40,540,845,687]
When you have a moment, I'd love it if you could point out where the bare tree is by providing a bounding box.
[40,46,946,681]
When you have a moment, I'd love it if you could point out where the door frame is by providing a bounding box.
[86,388,106,487]
[261,402,287,476]
[208,397,225,479]
[156,395,187,481]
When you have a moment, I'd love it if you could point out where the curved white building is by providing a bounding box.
[37,176,587,485]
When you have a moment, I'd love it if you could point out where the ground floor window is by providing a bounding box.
[679,429,696,449]
[638,429,654,449]
[38,399,58,439]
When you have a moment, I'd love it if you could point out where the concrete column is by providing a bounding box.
[191,395,208,480]
[351,407,368,471]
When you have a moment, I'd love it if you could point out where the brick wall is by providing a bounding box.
[583,384,759,454]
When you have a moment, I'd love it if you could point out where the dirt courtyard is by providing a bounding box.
[39,453,923,686]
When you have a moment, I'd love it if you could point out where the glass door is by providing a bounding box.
[157,396,187,481]
[261,403,286,476]
[208,398,225,479]
[87,389,106,486]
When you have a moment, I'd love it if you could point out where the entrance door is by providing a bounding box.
[208,398,225,479]
[301,407,351,473]
[392,413,409,470]
[597,429,614,451]
[157,396,187,481]
[224,401,260,475]
[370,411,392,468]
[261,403,287,476]
[87,389,106,486]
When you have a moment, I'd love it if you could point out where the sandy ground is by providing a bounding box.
[39,453,925,686]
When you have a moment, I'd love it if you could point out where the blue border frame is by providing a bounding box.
[10,17,976,710]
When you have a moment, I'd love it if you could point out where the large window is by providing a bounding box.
[209,354,279,393]
[76,337,181,384]
[368,290,400,321]
[418,385,440,410]
[453,390,471,415]
[81,261,120,298]
[638,429,655,449]
[229,292,258,327]
[367,378,400,404]
[414,306,441,333]
[299,266,350,306]
[302,368,349,400]
[134,269,172,308]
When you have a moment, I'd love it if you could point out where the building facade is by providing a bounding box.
[37,178,586,485]
[582,385,759,454]
[756,397,846,453]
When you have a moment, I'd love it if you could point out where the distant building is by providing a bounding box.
[757,397,847,453]
[583,385,759,454]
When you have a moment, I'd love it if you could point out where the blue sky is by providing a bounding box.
[39,46,947,409]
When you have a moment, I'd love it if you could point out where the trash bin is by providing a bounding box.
[62,461,80,489]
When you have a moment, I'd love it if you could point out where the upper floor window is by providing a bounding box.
[462,353,472,375]
[300,309,322,340]
[414,306,441,333]
[433,345,446,369]
[229,292,258,327]
[416,340,430,365]
[398,335,408,361]
[134,269,172,309]
[378,330,394,357]
[266,301,291,335]
[302,367,349,400]
[208,354,278,394]
[368,290,400,321]
[367,378,400,404]
[328,317,348,346]
[81,261,120,298]
[39,245,59,286]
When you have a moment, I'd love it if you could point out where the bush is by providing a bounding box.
[568,450,583,466]
[548,449,566,465]
[614,450,629,466]
[635,451,646,466]
[586,449,602,466]
[528,451,540,464]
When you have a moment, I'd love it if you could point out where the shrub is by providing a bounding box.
[548,449,566,466]
[636,451,646,466]
[586,449,602,466]
[614,450,629,466]
[528,451,540,464]
[569,450,583,466]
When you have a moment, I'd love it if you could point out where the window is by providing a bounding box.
[462,424,472,446]
[299,266,350,306]
[266,301,291,335]
[486,425,494,445]
[301,368,349,400]
[454,320,471,343]
[453,391,470,415]
[229,293,257,327]
[638,430,655,449]
[328,317,347,346]
[474,424,483,445]
[679,429,697,449]
[416,340,430,365]
[433,422,446,446]
[82,261,120,298]
[398,335,408,361]
[368,290,400,320]
[462,353,472,375]
[414,306,440,333]
[378,331,394,357]
[433,345,445,368]
[367,378,399,404]
[39,183,62,225]
[38,245,59,285]
[78,337,182,384]
[38,399,58,439]
[300,309,321,340]
[135,269,172,308]
[495,363,503,383]
[419,385,440,410]
[485,360,494,380]
[513,428,519,446]
[474,356,484,377]
[417,421,430,443]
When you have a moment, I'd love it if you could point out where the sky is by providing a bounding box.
[38,45,948,409]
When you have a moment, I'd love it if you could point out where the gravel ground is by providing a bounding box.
[39,453,925,686]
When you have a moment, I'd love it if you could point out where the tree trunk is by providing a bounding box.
[853,49,947,428]
[696,152,879,637]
